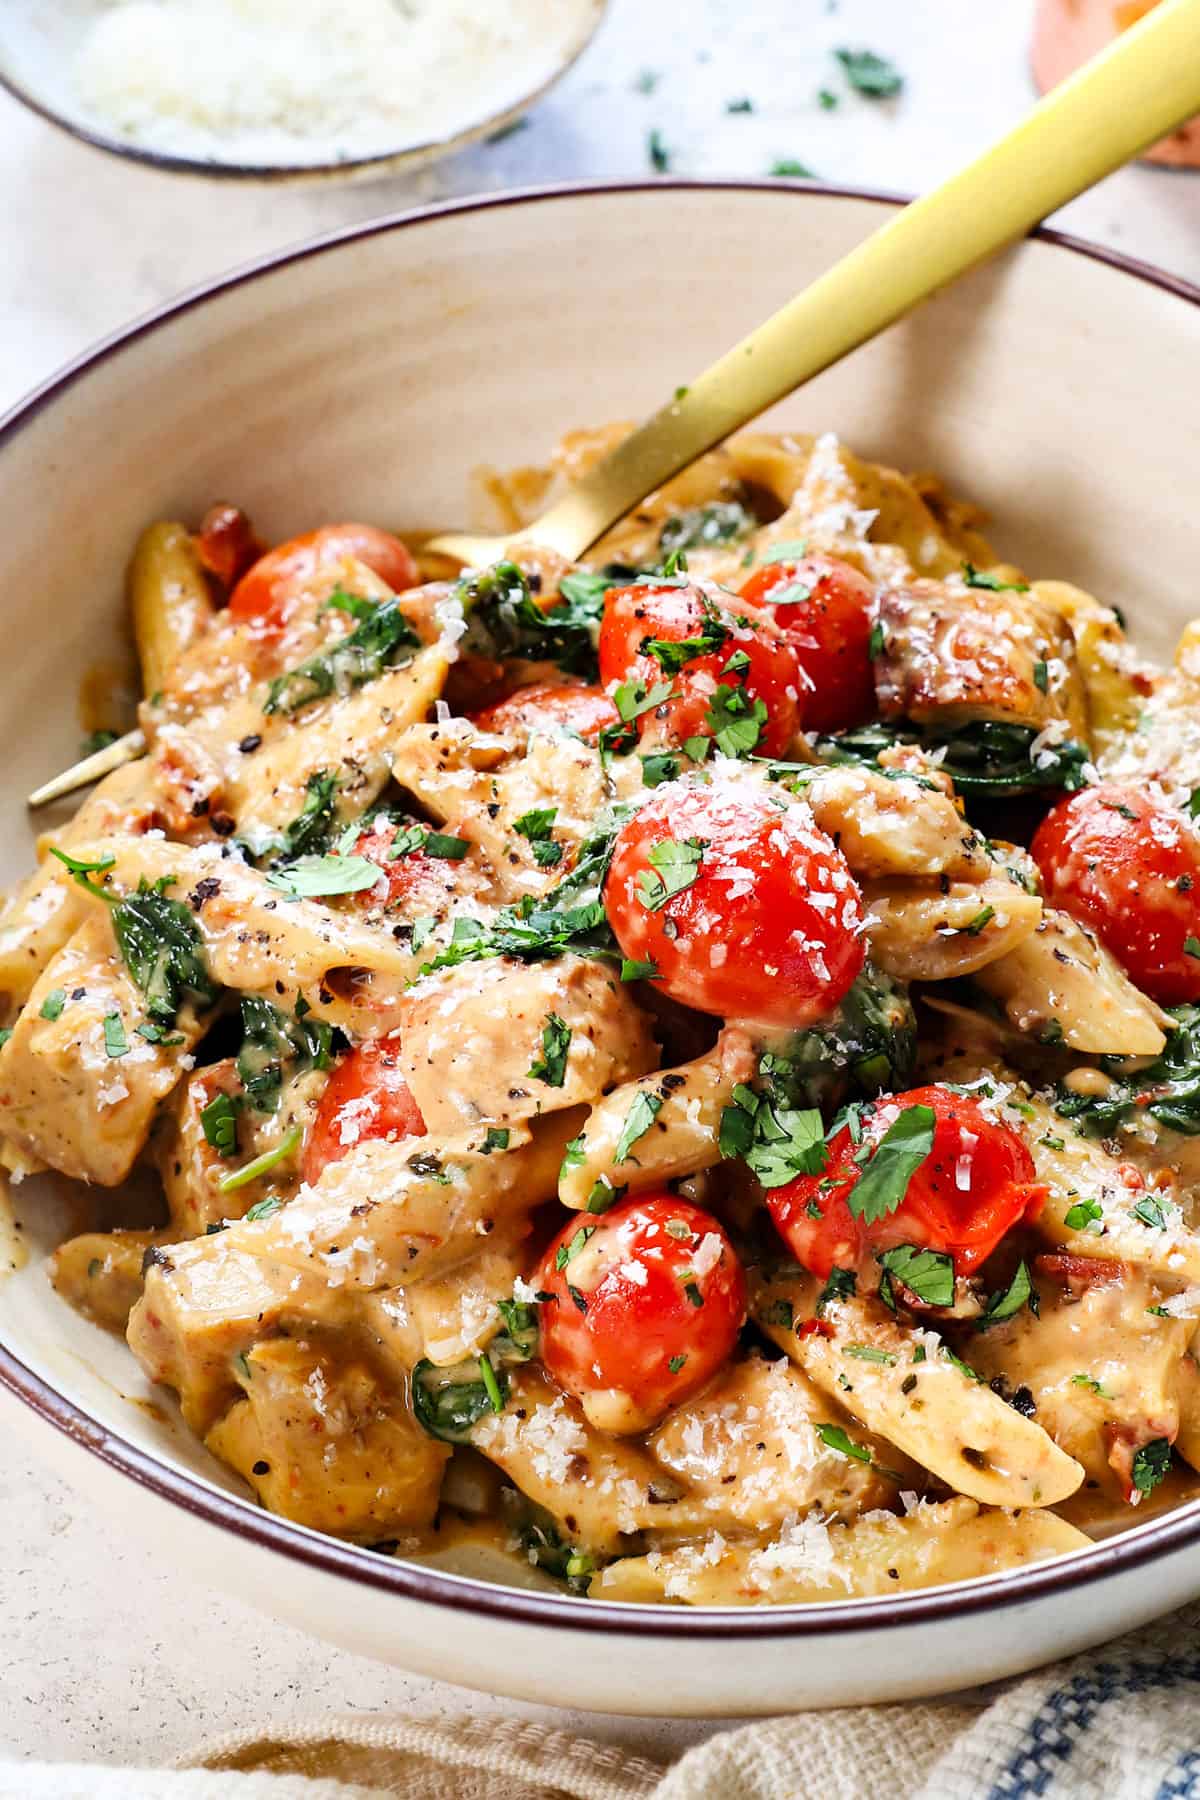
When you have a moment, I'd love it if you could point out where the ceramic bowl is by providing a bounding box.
[0,1,606,182]
[1,182,1199,1716]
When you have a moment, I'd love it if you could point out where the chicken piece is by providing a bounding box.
[129,1240,349,1434]
[152,1058,320,1236]
[970,1262,1190,1502]
[874,576,1089,738]
[974,907,1169,1057]
[51,1229,167,1332]
[395,955,658,1134]
[206,1338,448,1541]
[0,915,206,1186]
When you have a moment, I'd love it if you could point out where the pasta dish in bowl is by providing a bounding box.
[10,417,1200,1610]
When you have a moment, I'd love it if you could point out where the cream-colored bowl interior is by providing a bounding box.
[1,185,1198,1706]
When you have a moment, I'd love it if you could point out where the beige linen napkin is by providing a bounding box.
[2,1601,1198,1799]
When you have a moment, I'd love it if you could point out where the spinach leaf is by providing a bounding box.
[816,719,1090,796]
[1056,1005,1200,1137]
[264,597,420,715]
[658,502,755,555]
[236,995,335,1113]
[757,967,916,1110]
[111,878,217,1025]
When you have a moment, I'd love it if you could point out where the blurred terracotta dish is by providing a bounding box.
[1033,0,1200,165]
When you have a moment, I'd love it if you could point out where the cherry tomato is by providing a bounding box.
[767,1084,1045,1282]
[349,816,463,916]
[470,680,619,744]
[536,1193,746,1431]
[604,772,865,1028]
[303,1034,426,1184]
[195,504,262,591]
[597,580,802,758]
[1031,783,1200,1005]
[228,524,418,631]
[740,553,877,733]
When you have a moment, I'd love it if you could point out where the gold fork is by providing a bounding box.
[30,0,1200,809]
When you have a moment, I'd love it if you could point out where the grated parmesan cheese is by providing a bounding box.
[72,0,593,167]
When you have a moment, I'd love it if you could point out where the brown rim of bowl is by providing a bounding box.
[0,0,606,184]
[2,179,1199,1642]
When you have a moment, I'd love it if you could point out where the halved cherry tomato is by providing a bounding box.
[604,772,865,1028]
[195,504,262,591]
[228,524,418,631]
[303,1034,426,1184]
[740,552,877,733]
[470,680,619,744]
[597,580,802,758]
[536,1193,746,1432]
[1031,782,1200,1005]
[767,1084,1045,1281]
[349,816,463,916]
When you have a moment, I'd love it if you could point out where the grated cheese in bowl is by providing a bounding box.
[65,0,598,170]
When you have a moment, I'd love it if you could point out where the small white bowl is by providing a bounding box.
[0,1,606,182]
[1,182,1199,1714]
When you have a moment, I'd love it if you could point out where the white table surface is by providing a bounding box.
[2,0,1199,1772]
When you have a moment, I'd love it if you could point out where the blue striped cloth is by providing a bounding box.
[656,1604,1200,1800]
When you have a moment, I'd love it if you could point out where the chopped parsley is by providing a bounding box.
[648,128,671,172]
[1132,1194,1168,1230]
[876,1244,954,1308]
[615,1091,663,1162]
[816,1265,857,1313]
[265,853,381,900]
[834,47,903,98]
[556,1225,595,1271]
[844,1104,935,1225]
[483,1126,511,1154]
[815,1422,872,1463]
[200,1091,239,1158]
[1063,1196,1104,1233]
[102,1012,128,1059]
[719,1084,828,1189]
[962,562,1029,592]
[977,1261,1037,1330]
[961,905,996,937]
[668,1353,687,1373]
[529,1013,572,1087]
[218,1122,302,1193]
[1033,660,1049,693]
[39,989,65,1022]
[659,502,754,555]
[620,958,660,982]
[770,159,815,178]
[243,1195,283,1224]
[636,835,705,911]
[704,683,767,758]
[1131,1437,1172,1496]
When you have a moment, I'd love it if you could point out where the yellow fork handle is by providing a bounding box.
[530,0,1200,562]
